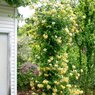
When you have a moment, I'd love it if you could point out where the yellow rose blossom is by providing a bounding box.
[60,91,63,93]
[81,69,83,73]
[61,10,65,14]
[32,87,35,90]
[70,73,73,76]
[54,64,58,67]
[43,80,49,84]
[74,89,82,95]
[44,74,48,77]
[63,68,68,74]
[62,77,69,83]
[58,67,63,71]
[60,69,67,74]
[57,55,61,59]
[76,76,79,80]
[43,48,47,52]
[37,84,44,88]
[47,85,51,90]
[43,34,48,39]
[48,59,51,63]
[30,81,34,87]
[53,88,57,92]
[64,27,69,33]
[51,9,57,14]
[82,15,86,19]
[77,73,80,77]
[61,85,65,89]
[32,92,37,95]
[70,89,83,95]
[56,38,62,43]
[54,81,59,85]
[72,65,76,69]
[50,56,54,61]
[52,22,55,25]
[66,84,72,88]
[52,93,57,95]
[42,20,46,24]
[46,67,50,70]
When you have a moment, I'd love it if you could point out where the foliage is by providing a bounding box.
[24,1,83,95]
[18,62,39,90]
[17,26,33,90]
[4,0,38,7]
[72,0,95,94]
[17,0,95,95]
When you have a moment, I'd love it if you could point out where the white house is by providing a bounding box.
[0,1,17,95]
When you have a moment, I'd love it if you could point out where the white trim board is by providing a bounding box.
[0,4,17,95]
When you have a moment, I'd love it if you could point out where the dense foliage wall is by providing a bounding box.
[17,0,95,95]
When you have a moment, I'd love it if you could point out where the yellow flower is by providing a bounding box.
[61,10,65,14]
[43,48,47,51]
[66,84,72,88]
[76,76,79,80]
[72,65,76,69]
[42,20,46,24]
[77,73,80,77]
[74,89,82,95]
[70,89,83,95]
[82,15,86,19]
[44,74,48,77]
[50,56,54,61]
[61,85,65,89]
[81,69,83,73]
[80,90,83,94]
[57,55,61,59]
[43,80,49,84]
[43,34,48,39]
[32,92,37,95]
[52,22,55,25]
[65,27,69,33]
[47,85,51,90]
[51,9,57,14]
[54,81,59,85]
[62,77,69,83]
[70,73,73,76]
[46,67,50,70]
[57,38,62,44]
[30,81,34,87]
[48,59,51,63]
[52,93,57,95]
[60,91,63,93]
[58,67,63,71]
[37,84,44,88]
[54,64,58,67]
[53,88,57,92]
[60,69,67,74]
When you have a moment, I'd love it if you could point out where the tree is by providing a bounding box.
[73,0,95,94]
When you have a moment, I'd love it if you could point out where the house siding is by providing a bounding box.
[0,4,17,95]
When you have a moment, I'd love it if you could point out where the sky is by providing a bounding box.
[18,6,35,27]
